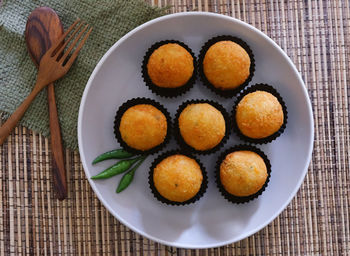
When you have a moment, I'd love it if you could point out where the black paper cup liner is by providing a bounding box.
[142,40,197,98]
[114,98,171,155]
[198,35,255,98]
[232,83,288,144]
[215,145,271,204]
[174,99,231,155]
[148,150,208,206]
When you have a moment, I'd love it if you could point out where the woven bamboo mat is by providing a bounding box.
[1,0,349,255]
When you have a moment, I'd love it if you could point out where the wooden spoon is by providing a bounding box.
[25,7,67,200]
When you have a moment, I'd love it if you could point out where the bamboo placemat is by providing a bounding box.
[1,0,349,255]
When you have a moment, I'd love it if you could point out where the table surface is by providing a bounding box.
[1,0,349,255]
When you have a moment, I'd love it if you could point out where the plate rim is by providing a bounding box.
[78,11,314,249]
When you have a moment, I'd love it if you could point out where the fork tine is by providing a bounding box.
[64,27,93,69]
[58,24,90,64]
[47,18,81,55]
[54,21,85,60]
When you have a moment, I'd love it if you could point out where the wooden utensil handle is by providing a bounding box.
[0,85,42,145]
[47,84,67,200]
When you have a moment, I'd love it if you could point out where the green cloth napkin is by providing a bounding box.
[0,0,165,150]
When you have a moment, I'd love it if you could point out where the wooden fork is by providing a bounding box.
[0,19,92,145]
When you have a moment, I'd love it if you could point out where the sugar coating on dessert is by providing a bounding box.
[203,41,250,90]
[179,103,226,151]
[147,43,194,88]
[220,150,267,197]
[153,154,203,202]
[235,91,284,139]
[119,104,167,151]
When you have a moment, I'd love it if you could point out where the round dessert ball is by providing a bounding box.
[147,43,194,88]
[119,104,167,151]
[203,41,251,90]
[153,154,203,202]
[178,103,226,151]
[220,150,268,197]
[235,91,284,139]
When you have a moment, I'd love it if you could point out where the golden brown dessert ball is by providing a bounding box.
[220,151,267,197]
[235,91,284,139]
[203,41,251,90]
[119,104,167,151]
[178,103,226,151]
[147,43,194,88]
[153,154,203,202]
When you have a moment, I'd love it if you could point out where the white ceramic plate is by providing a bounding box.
[78,12,314,249]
